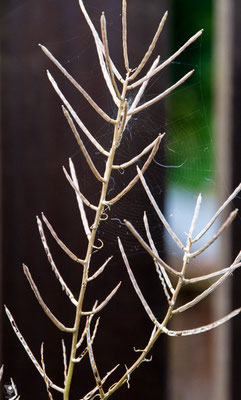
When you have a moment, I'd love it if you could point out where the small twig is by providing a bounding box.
[88,256,113,281]
[78,0,123,83]
[143,211,174,299]
[124,219,180,277]
[108,134,162,205]
[77,3,120,105]
[127,56,160,125]
[193,182,241,243]
[86,318,105,399]
[82,282,121,316]
[112,135,161,170]
[76,302,98,349]
[79,365,119,400]
[72,348,88,364]
[41,343,54,400]
[122,0,129,71]
[118,238,159,327]
[163,308,241,336]
[128,29,203,90]
[42,213,84,264]
[115,100,128,148]
[100,13,120,99]
[183,261,241,285]
[173,258,240,314]
[91,318,100,343]
[137,166,185,250]
[63,166,97,210]
[4,306,64,393]
[0,365,3,382]
[128,70,194,116]
[47,70,110,156]
[69,158,91,239]
[23,265,75,332]
[36,216,77,306]
[130,11,168,80]
[39,45,115,124]
[62,339,68,384]
[62,107,104,183]
[190,208,238,257]
[188,193,202,241]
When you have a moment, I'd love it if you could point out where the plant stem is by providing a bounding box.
[63,74,130,400]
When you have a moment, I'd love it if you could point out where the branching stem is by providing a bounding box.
[63,73,130,400]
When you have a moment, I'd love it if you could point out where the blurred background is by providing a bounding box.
[0,0,240,399]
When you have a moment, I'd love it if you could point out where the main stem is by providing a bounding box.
[63,74,129,400]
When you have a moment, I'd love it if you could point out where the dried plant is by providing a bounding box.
[5,1,241,399]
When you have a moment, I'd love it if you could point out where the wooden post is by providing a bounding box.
[212,0,233,399]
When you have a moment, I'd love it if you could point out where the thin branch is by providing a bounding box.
[112,135,161,170]
[23,265,75,333]
[62,339,68,385]
[184,262,241,285]
[39,45,115,124]
[37,216,77,306]
[47,70,109,156]
[86,318,105,399]
[137,166,185,250]
[4,306,64,393]
[128,70,194,116]
[88,256,113,281]
[193,182,241,243]
[108,134,162,205]
[91,318,100,343]
[69,158,91,239]
[79,365,119,400]
[191,208,238,257]
[115,100,128,148]
[76,302,98,349]
[188,193,202,242]
[63,166,97,210]
[173,259,240,314]
[72,348,88,364]
[127,56,160,123]
[42,213,84,264]
[124,219,180,277]
[163,308,241,336]
[78,0,124,83]
[0,365,3,382]
[118,238,159,326]
[62,107,104,182]
[82,282,121,316]
[122,0,129,71]
[130,11,168,80]
[102,364,120,385]
[41,343,54,400]
[77,2,120,105]
[143,211,174,298]
[128,29,203,90]
[100,13,120,98]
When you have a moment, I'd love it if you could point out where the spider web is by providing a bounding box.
[45,1,220,261]
[49,3,215,262]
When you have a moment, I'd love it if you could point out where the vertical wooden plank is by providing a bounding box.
[212,0,233,399]
[231,0,241,397]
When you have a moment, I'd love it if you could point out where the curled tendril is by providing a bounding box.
[92,239,104,250]
[100,212,108,221]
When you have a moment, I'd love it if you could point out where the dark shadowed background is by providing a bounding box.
[1,0,241,399]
